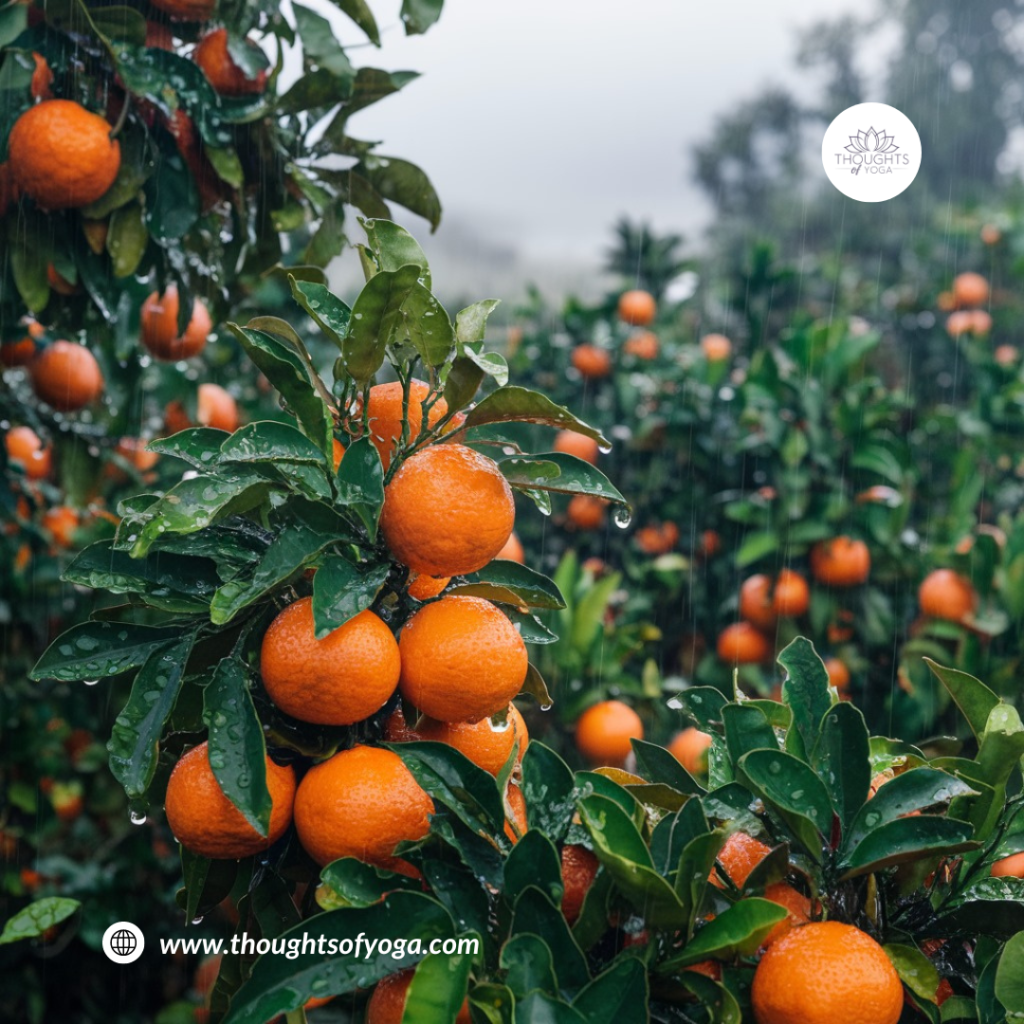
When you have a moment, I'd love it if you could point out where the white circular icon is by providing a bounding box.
[821,102,922,202]
[102,920,145,964]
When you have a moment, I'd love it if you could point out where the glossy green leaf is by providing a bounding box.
[334,436,385,539]
[631,738,704,794]
[361,218,430,287]
[463,387,609,446]
[30,622,182,682]
[939,877,1024,937]
[510,887,590,992]
[0,898,81,945]
[505,829,563,907]
[404,949,474,1023]
[813,701,872,832]
[401,0,444,34]
[288,278,351,351]
[107,200,148,277]
[778,638,833,761]
[994,930,1024,1014]
[146,428,227,469]
[500,453,628,510]
[884,944,942,1004]
[925,659,1000,743]
[343,264,419,380]
[521,743,576,842]
[459,561,565,610]
[838,817,977,879]
[723,704,779,765]
[220,421,329,467]
[109,634,195,799]
[293,1,354,78]
[328,0,380,44]
[660,898,787,970]
[204,658,271,837]
[362,154,441,229]
[501,934,559,1000]
[312,556,390,638]
[572,958,648,1024]
[651,798,710,877]
[317,858,420,910]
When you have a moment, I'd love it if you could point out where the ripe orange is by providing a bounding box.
[981,224,1002,245]
[740,574,776,630]
[953,271,990,309]
[5,425,51,479]
[47,264,78,295]
[751,922,903,1024]
[553,429,599,464]
[919,569,976,623]
[700,529,722,558]
[31,341,104,411]
[42,506,78,548]
[332,438,345,469]
[416,704,528,776]
[496,531,524,563]
[570,344,612,379]
[194,29,267,96]
[398,596,527,722]
[773,570,810,617]
[561,844,599,924]
[146,20,174,48]
[623,331,659,359]
[717,622,771,664]
[668,728,712,775]
[575,700,644,767]
[115,437,159,473]
[261,598,399,726]
[504,782,528,842]
[991,852,1024,877]
[567,494,607,530]
[366,969,471,1024]
[995,344,1018,367]
[824,657,850,693]
[762,883,812,947]
[30,53,54,101]
[141,285,212,361]
[293,746,433,871]
[363,380,448,470]
[149,0,215,19]
[165,741,296,859]
[636,521,680,555]
[9,100,120,210]
[810,537,870,587]
[407,573,450,601]
[1,336,36,367]
[381,444,515,577]
[945,311,975,338]
[716,832,771,887]
[701,334,732,361]
[617,289,656,326]
[165,383,239,433]
[971,310,993,336]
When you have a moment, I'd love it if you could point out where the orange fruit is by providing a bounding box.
[636,522,679,555]
[945,310,976,337]
[332,438,345,469]
[31,340,104,411]
[146,20,174,48]
[686,961,722,980]
[1,336,36,367]
[42,506,78,548]
[919,569,976,623]
[700,529,722,558]
[381,444,515,577]
[261,598,399,726]
[115,437,159,473]
[293,746,433,871]
[971,310,993,336]
[149,0,215,19]
[366,969,471,1024]
[415,703,528,776]
[575,700,643,767]
[991,852,1024,877]
[398,596,527,722]
[751,922,903,1024]
[623,331,659,359]
[617,289,656,326]
[553,429,599,464]
[995,344,1018,366]
[5,425,51,479]
[165,383,239,433]
[981,224,1002,245]
[810,537,870,587]
[47,264,77,295]
[141,285,212,361]
[953,271,989,309]
[717,622,771,664]
[701,334,732,361]
[561,844,599,924]
[716,832,771,887]
[496,531,524,563]
[567,494,607,530]
[407,573,450,601]
[194,29,267,96]
[773,569,809,617]
[824,657,850,693]
[9,100,120,210]
[668,728,712,775]
[504,782,528,842]
[570,344,612,379]
[363,380,448,470]
[165,741,296,859]
[30,53,54,101]
[740,574,777,630]
[762,883,812,947]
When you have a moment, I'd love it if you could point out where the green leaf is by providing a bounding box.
[723,704,779,765]
[109,634,195,799]
[403,949,474,1023]
[31,622,182,682]
[335,436,385,539]
[0,898,81,945]
[219,420,329,465]
[456,299,501,346]
[505,829,563,908]
[510,887,590,992]
[343,264,419,380]
[631,738,704,794]
[147,428,227,468]
[884,944,942,1004]
[839,817,977,879]
[501,934,559,1000]
[203,658,271,837]
[221,893,454,1024]
[939,877,1024,937]
[317,858,421,909]
[675,830,727,927]
[107,200,148,277]
[778,638,833,761]
[293,2,355,78]
[500,454,628,511]
[813,702,871,833]
[362,154,441,230]
[735,530,778,568]
[361,218,431,288]
[206,144,244,188]
[312,556,390,638]
[400,0,444,35]
[328,0,380,44]
[521,743,576,842]
[288,278,351,350]
[976,703,1024,791]
[465,388,609,447]
[572,958,648,1024]
[515,993,586,1024]
[925,659,1000,743]
[994,930,1024,1014]
[676,687,729,732]
[458,561,565,610]
[659,899,787,970]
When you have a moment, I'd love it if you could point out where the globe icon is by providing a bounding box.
[110,929,137,958]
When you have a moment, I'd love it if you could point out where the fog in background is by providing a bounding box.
[297,0,863,298]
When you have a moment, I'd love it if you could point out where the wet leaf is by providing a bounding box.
[361,218,430,287]
[404,949,474,1023]
[334,436,385,539]
[510,887,590,991]
[317,859,420,910]
[464,387,609,446]
[658,899,787,970]
[521,743,576,842]
[400,0,444,35]
[0,898,81,944]
[30,622,183,682]
[572,958,648,1024]
[501,933,559,1000]
[107,200,148,277]
[311,556,390,637]
[289,278,351,351]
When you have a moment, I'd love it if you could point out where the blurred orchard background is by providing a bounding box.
[5,0,1024,1020]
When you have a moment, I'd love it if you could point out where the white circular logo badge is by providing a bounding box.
[821,102,921,202]
[102,920,145,964]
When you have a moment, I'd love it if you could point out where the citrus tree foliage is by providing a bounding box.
[0,0,443,338]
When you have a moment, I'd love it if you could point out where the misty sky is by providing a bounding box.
[330,0,861,266]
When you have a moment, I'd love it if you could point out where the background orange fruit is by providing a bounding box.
[668,728,712,774]
[165,741,296,859]
[165,383,238,433]
[553,429,599,464]
[617,289,656,326]
[991,851,1024,877]
[810,537,871,587]
[717,622,771,664]
[31,340,104,411]
[623,330,659,359]
[700,333,732,361]
[363,380,448,469]
[919,569,976,623]
[398,596,527,722]
[561,843,599,924]
[261,599,399,726]
[381,444,515,577]
[504,782,528,842]
[194,28,267,95]
[567,493,607,529]
[496,531,524,563]
[762,883,812,946]
[575,699,643,766]
[716,832,771,887]
[415,703,528,775]
[570,344,612,378]
[9,100,120,209]
[952,271,990,308]
[407,573,450,601]
[823,657,850,694]
[141,285,212,361]
[293,746,433,871]
[5,425,52,479]
[740,575,777,630]
[366,969,471,1024]
[42,506,78,548]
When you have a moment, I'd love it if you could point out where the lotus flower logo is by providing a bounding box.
[845,128,899,174]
